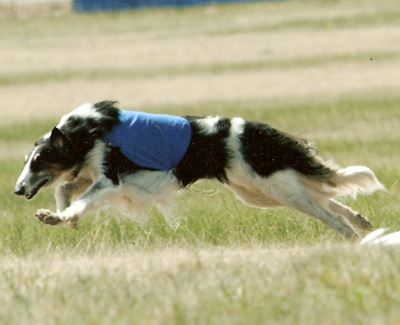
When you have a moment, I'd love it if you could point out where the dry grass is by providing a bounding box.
[0,0,399,123]
[2,245,400,324]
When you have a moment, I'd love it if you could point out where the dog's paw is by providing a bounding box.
[35,209,63,226]
[356,213,374,230]
[66,216,79,230]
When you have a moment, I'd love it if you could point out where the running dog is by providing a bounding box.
[15,101,385,239]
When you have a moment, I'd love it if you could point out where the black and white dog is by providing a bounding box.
[15,101,385,239]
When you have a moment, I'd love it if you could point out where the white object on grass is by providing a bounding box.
[360,228,400,247]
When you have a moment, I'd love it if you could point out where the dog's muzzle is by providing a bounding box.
[15,178,49,200]
[14,184,26,196]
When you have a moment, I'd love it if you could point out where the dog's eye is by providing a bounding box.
[30,153,51,172]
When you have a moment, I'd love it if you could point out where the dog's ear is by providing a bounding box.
[34,132,50,146]
[50,127,67,149]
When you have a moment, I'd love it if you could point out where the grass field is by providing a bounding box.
[1,0,400,323]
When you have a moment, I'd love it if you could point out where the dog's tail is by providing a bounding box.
[329,166,386,198]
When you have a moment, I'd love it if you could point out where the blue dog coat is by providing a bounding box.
[105,110,192,171]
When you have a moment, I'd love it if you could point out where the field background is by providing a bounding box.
[1,0,400,323]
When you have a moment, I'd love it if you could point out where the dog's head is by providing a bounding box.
[15,127,71,200]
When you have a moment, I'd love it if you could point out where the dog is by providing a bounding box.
[15,101,385,239]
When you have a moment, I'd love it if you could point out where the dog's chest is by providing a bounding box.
[105,110,192,171]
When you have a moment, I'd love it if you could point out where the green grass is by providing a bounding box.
[2,93,400,325]
[1,0,400,323]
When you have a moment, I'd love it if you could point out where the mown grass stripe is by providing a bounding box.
[0,2,399,40]
[207,10,400,36]
[1,51,399,87]
[1,92,398,143]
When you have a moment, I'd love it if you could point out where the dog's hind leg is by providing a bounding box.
[286,198,360,239]
[328,199,373,231]
[252,170,360,239]
[227,183,282,209]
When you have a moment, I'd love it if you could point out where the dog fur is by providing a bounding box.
[15,101,385,239]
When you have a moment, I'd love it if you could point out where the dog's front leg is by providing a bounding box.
[55,177,93,213]
[36,178,115,229]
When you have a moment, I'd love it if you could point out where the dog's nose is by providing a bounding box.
[14,185,25,196]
